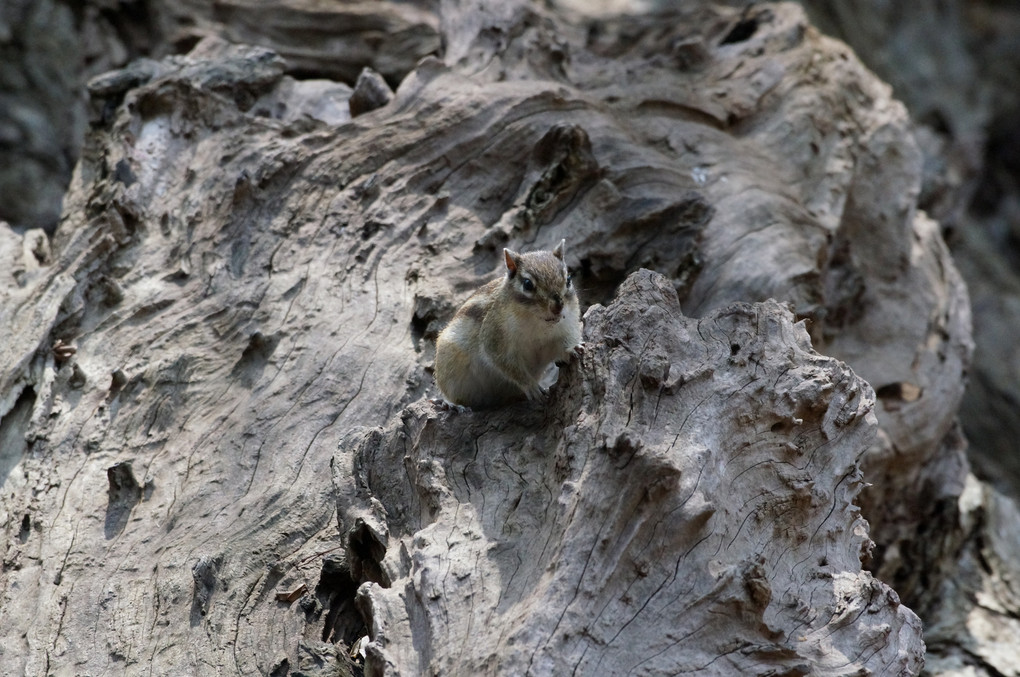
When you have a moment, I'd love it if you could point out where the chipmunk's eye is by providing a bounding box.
[522,277,535,292]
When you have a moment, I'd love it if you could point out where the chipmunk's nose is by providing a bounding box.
[550,295,563,317]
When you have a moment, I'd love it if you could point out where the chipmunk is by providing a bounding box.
[434,239,583,409]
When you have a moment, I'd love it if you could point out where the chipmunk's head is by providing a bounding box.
[504,239,576,323]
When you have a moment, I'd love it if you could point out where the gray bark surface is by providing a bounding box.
[794,3,1020,673]
[0,0,1001,675]
[339,274,922,675]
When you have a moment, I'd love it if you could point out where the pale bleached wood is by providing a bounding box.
[0,2,987,675]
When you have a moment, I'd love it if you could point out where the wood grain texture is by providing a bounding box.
[0,1,992,675]
[338,272,922,675]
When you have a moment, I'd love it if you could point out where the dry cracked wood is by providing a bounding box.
[0,0,981,674]
[336,271,923,675]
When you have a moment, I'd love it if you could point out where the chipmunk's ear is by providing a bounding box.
[504,248,521,277]
[552,239,566,261]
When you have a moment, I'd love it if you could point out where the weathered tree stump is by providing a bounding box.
[0,1,1002,675]
[337,272,922,675]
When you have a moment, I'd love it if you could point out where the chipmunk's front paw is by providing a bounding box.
[556,343,585,368]
[432,397,470,413]
[523,383,547,401]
